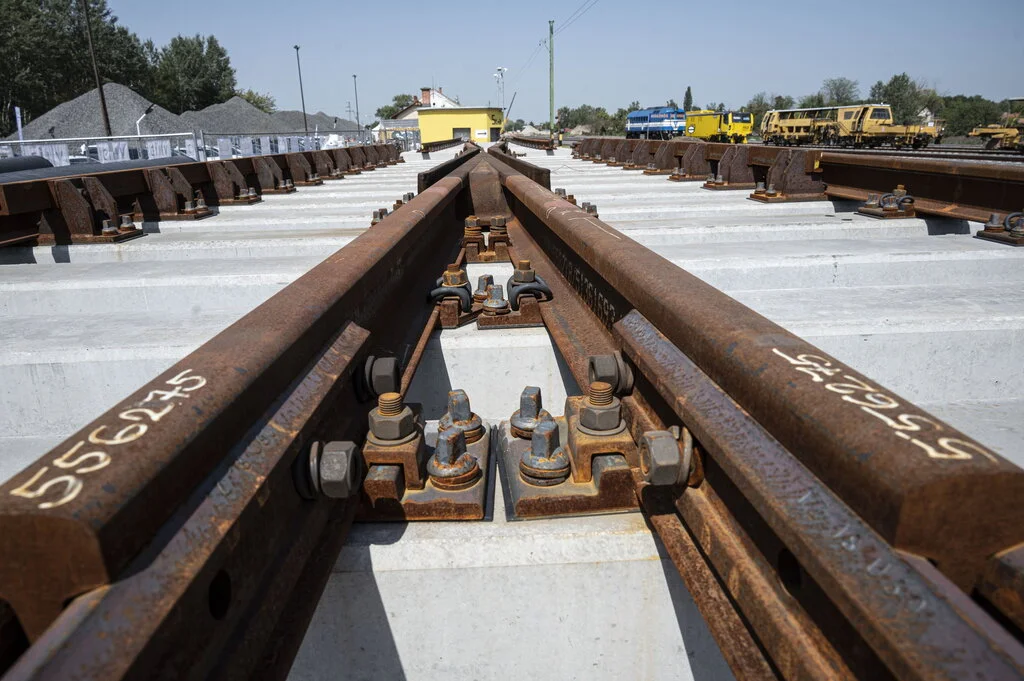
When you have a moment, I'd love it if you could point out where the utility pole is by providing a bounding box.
[293,45,308,133]
[353,75,361,129]
[80,0,111,137]
[548,20,555,144]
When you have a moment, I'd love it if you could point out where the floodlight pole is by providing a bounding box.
[294,46,308,133]
[80,0,112,137]
[548,20,555,144]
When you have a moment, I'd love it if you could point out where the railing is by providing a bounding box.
[0,132,201,168]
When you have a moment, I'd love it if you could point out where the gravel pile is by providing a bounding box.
[273,110,359,132]
[179,96,289,134]
[9,83,186,140]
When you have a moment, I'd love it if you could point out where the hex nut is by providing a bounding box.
[588,354,619,387]
[370,356,400,396]
[579,398,622,432]
[368,405,416,441]
[319,441,360,499]
[640,431,682,486]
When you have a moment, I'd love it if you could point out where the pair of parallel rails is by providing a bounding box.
[0,141,1021,681]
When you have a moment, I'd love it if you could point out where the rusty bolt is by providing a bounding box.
[513,259,536,284]
[510,386,552,438]
[519,420,570,486]
[368,393,416,442]
[365,355,400,397]
[640,429,691,487]
[482,285,510,316]
[585,203,598,216]
[567,194,576,204]
[442,263,469,287]
[371,210,381,225]
[474,274,494,302]
[491,215,507,230]
[581,201,591,211]
[1007,212,1024,237]
[465,216,480,231]
[984,213,1004,232]
[579,381,623,432]
[715,174,724,183]
[320,440,360,498]
[438,389,485,443]
[101,219,118,235]
[754,181,766,194]
[555,187,567,198]
[766,185,778,197]
[427,428,480,489]
[587,352,634,395]
[865,194,880,208]
[248,187,257,197]
[196,196,207,209]
[184,199,196,212]
[118,214,134,232]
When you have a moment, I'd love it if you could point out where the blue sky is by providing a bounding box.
[110,0,1024,122]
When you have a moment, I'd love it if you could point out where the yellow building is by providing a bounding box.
[418,107,504,144]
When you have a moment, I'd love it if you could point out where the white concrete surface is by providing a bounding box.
[516,142,1024,468]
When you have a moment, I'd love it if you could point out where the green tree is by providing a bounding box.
[150,35,236,114]
[683,86,693,111]
[821,77,859,105]
[0,0,154,136]
[798,92,826,108]
[666,98,678,108]
[505,118,525,132]
[772,94,795,110]
[942,95,1003,136]
[375,93,416,120]
[236,88,275,113]
[869,73,924,123]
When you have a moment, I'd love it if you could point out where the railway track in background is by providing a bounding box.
[0,140,1023,681]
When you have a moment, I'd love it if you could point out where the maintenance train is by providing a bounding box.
[760,104,942,148]
[625,107,753,143]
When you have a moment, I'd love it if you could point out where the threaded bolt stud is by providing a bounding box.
[378,392,403,416]
[588,381,614,406]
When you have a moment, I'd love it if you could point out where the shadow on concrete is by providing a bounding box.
[404,332,454,421]
[288,524,410,681]
[653,536,739,681]
[549,332,583,397]
[924,217,971,235]
[50,245,70,263]
[0,248,37,265]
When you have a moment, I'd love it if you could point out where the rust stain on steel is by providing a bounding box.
[3,323,370,681]
[502,172,1024,591]
[677,484,855,681]
[978,543,1024,633]
[641,491,778,681]
[615,310,1024,681]
[0,174,469,641]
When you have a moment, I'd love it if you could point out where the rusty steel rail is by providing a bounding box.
[1,147,1023,681]
[0,159,470,680]
[573,137,1024,224]
[504,134,558,151]
[0,143,401,247]
[419,138,464,154]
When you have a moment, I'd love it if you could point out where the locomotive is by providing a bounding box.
[625,107,753,142]
[760,104,942,148]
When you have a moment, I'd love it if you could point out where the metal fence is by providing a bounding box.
[0,132,201,167]
[1,127,420,167]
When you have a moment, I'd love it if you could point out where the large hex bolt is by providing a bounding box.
[490,216,508,236]
[368,392,417,443]
[464,216,482,238]
[482,285,510,316]
[294,440,361,500]
[427,427,480,490]
[513,259,536,284]
[362,355,400,399]
[474,274,494,303]
[578,381,625,434]
[438,389,485,444]
[320,440,361,498]
[519,420,570,486]
[510,386,552,439]
[587,352,634,395]
[640,429,693,487]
